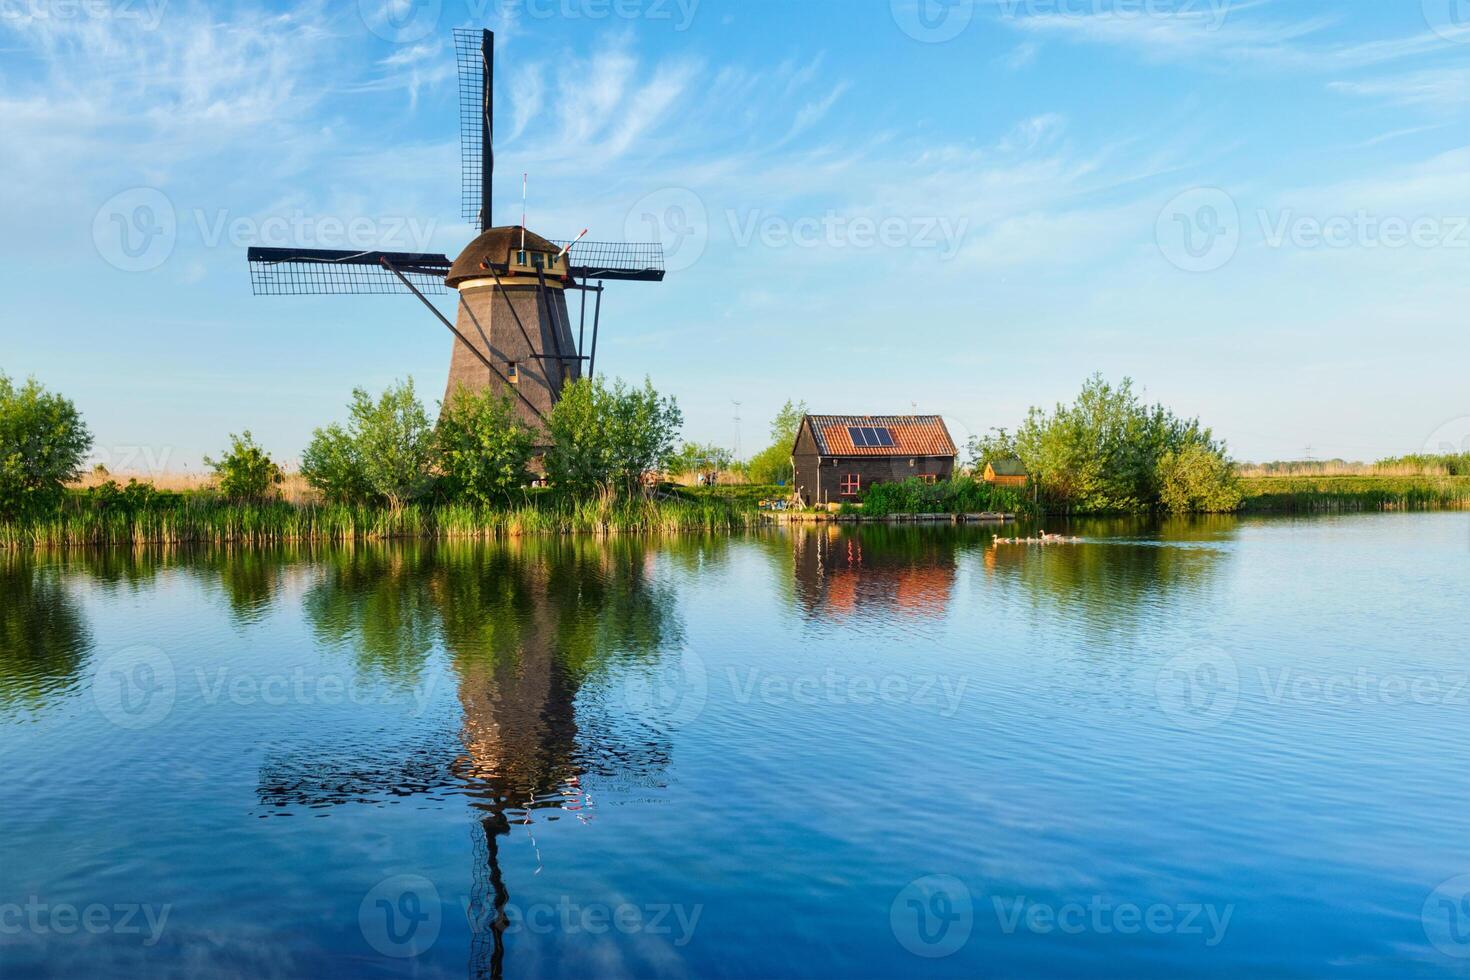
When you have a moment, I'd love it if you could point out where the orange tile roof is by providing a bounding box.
[805,415,956,458]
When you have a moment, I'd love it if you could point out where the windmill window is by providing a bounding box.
[517,250,527,265]
[840,473,861,495]
[507,363,519,384]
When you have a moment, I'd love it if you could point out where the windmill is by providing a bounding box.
[245,28,665,438]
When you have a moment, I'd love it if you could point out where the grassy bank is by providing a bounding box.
[0,494,764,549]
[1239,476,1470,513]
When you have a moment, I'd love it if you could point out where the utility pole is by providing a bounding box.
[732,401,743,462]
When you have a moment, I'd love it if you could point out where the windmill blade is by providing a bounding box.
[247,247,451,295]
[554,241,666,282]
[455,28,493,230]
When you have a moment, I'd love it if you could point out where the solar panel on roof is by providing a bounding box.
[848,426,868,447]
[871,427,894,447]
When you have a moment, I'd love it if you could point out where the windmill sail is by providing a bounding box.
[455,28,493,231]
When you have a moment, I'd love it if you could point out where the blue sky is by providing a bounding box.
[3,0,1468,471]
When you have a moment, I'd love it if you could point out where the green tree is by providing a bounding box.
[669,441,734,477]
[0,374,93,519]
[745,399,807,485]
[966,427,1019,473]
[300,423,370,504]
[1157,442,1243,514]
[435,384,535,506]
[545,377,683,497]
[205,431,284,502]
[301,379,435,508]
[1014,375,1237,513]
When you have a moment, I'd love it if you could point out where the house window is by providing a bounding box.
[840,473,861,496]
[921,474,937,485]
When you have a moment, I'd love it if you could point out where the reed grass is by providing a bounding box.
[1240,476,1470,513]
[0,494,765,549]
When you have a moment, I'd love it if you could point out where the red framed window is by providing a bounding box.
[840,473,861,495]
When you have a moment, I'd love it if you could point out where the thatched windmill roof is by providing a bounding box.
[446,226,560,287]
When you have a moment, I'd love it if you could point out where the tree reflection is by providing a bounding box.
[0,554,92,717]
[260,536,682,978]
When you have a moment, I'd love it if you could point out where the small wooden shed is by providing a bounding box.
[983,458,1029,488]
[791,415,957,506]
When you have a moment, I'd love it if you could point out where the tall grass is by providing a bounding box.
[1240,476,1470,513]
[0,494,764,549]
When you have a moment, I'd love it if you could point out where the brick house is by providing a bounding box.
[791,415,957,506]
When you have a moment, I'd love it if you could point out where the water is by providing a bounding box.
[2,513,1468,978]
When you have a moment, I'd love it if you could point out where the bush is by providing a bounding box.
[205,431,284,502]
[544,377,682,497]
[1014,375,1238,513]
[436,385,535,507]
[0,374,92,519]
[1157,443,1244,513]
[301,424,371,504]
[861,476,1030,516]
[302,380,435,508]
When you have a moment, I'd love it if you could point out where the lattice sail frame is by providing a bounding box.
[455,28,490,229]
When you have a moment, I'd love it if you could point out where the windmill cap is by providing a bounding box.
[446,226,560,286]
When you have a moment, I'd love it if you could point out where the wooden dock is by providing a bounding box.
[770,511,1015,525]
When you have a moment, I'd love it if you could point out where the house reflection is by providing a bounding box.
[257,538,680,979]
[792,525,959,620]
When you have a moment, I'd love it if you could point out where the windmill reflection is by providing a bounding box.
[792,525,960,620]
[256,538,681,978]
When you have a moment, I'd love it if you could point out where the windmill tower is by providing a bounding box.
[246,29,664,440]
